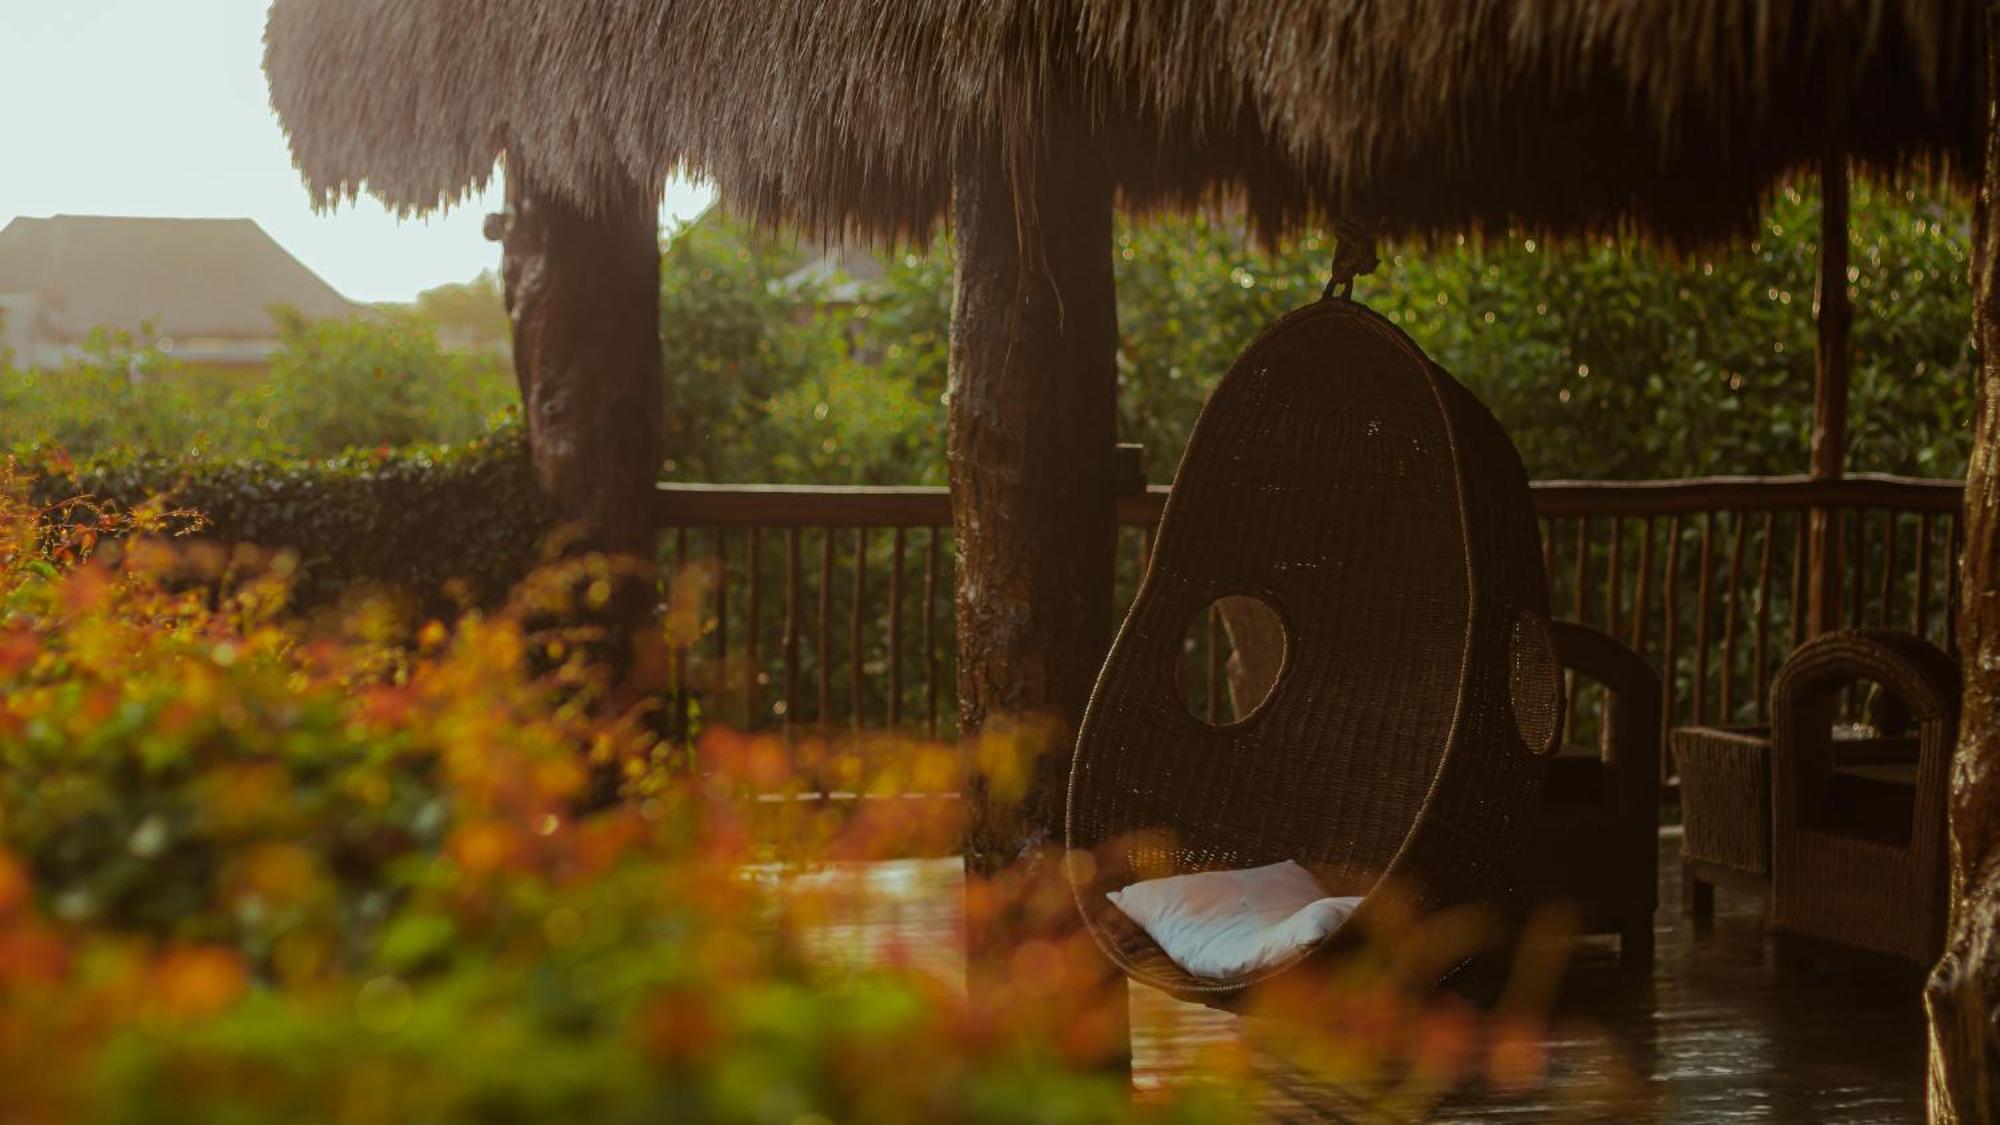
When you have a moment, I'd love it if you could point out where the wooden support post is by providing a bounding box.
[1806,34,1853,638]
[491,168,663,812]
[497,170,664,563]
[949,113,1125,1072]
[1926,14,2000,1116]
[950,120,1119,874]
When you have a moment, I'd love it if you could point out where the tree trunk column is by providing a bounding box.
[1807,41,1853,638]
[1926,11,2000,1117]
[948,112,1128,1081]
[499,169,664,562]
[949,122,1120,877]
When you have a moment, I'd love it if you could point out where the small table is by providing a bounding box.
[1670,725,1772,920]
[1671,724,1922,922]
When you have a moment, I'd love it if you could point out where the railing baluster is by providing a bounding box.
[1631,516,1655,652]
[1790,513,1809,651]
[1848,508,1866,630]
[714,527,729,728]
[1542,517,1559,605]
[1571,516,1591,627]
[925,527,940,740]
[1608,516,1624,632]
[1661,514,1683,773]
[783,527,800,742]
[852,527,867,734]
[889,527,905,730]
[1721,510,1746,723]
[1564,516,1590,741]
[818,529,833,730]
[1754,510,1776,721]
[1916,512,1934,640]
[1606,516,1624,639]
[745,526,760,729]
[674,526,689,744]
[1878,508,1898,628]
[1694,513,1714,725]
[1948,512,1964,654]
[1590,516,1624,748]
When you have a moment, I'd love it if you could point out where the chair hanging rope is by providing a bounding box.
[1321,215,1381,301]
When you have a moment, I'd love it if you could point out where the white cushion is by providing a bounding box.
[1106,860,1363,980]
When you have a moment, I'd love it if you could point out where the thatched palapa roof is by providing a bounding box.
[263,0,1327,239]
[264,0,1983,247]
[1088,0,1982,244]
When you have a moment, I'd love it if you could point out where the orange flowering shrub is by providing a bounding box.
[0,465,1622,1122]
[0,469,1244,1123]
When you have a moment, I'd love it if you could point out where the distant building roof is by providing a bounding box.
[780,243,887,305]
[0,215,361,343]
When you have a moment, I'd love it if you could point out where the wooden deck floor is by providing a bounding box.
[790,829,1929,1122]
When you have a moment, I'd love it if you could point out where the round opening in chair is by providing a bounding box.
[1509,611,1563,755]
[1178,594,1286,727]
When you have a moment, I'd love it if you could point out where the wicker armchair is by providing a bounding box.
[1066,297,1562,1010]
[1671,724,1774,920]
[1769,630,1958,964]
[1523,622,1661,969]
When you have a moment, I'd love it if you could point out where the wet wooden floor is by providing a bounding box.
[790,828,1929,1122]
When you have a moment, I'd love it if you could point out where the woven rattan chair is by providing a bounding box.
[1524,621,1661,969]
[1770,630,1959,963]
[1671,724,1775,920]
[1066,297,1563,1010]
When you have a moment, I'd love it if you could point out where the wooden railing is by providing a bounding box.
[656,475,1965,759]
[1531,475,1963,768]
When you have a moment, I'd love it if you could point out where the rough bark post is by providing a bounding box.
[492,165,665,764]
[498,169,664,563]
[950,120,1118,876]
[1808,45,1853,638]
[1926,15,2000,1116]
[949,114,1125,1069]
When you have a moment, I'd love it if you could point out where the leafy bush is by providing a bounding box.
[27,425,547,613]
[1117,181,1972,482]
[0,312,514,464]
[13,187,1963,500]
[411,270,512,357]
[656,215,833,481]
[0,327,238,460]
[650,213,953,487]
[261,308,513,456]
[672,181,1973,486]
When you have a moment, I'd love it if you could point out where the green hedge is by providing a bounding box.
[29,424,550,612]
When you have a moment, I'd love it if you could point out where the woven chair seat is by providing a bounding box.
[1067,298,1561,1010]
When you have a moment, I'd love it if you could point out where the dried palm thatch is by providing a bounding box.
[1083,0,1983,246]
[263,0,1326,240]
[264,0,1982,246]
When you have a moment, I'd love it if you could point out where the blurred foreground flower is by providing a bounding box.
[0,467,1637,1121]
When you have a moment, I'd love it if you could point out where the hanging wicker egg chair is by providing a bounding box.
[1066,295,1563,1009]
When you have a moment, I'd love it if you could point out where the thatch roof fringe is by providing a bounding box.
[1067,0,1978,244]
[265,0,1982,247]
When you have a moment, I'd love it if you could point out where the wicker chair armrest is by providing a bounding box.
[1770,630,1960,724]
[1550,620,1662,811]
[1770,629,1959,865]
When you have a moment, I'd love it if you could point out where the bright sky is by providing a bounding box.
[0,0,715,304]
